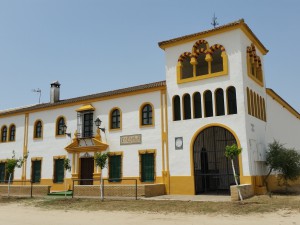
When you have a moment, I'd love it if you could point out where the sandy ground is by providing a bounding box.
[0,203,300,225]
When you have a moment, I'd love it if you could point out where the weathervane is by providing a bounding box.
[32,88,42,104]
[211,13,219,28]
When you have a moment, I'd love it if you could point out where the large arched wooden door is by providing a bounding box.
[193,126,239,194]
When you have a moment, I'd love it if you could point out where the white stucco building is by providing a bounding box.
[0,19,299,195]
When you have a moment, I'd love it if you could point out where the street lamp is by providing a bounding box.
[94,118,106,133]
[62,124,71,137]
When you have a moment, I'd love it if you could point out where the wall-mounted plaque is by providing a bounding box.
[120,134,142,145]
[175,137,183,150]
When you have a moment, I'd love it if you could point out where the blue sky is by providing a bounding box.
[0,0,299,112]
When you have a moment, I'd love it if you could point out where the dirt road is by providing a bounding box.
[0,203,299,225]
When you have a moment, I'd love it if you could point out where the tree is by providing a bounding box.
[6,151,28,197]
[265,140,300,193]
[94,152,108,201]
[63,158,71,198]
[225,144,243,201]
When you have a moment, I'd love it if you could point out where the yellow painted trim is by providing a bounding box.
[33,119,43,140]
[160,22,268,55]
[0,159,7,163]
[108,107,122,131]
[31,157,43,161]
[139,102,155,128]
[0,125,7,143]
[76,104,95,112]
[53,155,66,160]
[108,151,123,156]
[266,89,300,119]
[55,116,67,137]
[160,90,165,172]
[189,123,245,194]
[0,86,166,119]
[163,90,170,193]
[246,45,264,87]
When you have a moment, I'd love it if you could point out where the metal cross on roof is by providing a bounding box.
[211,13,219,28]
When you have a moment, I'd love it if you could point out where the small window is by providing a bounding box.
[108,155,122,182]
[183,94,191,120]
[32,160,42,183]
[1,126,7,142]
[204,91,213,117]
[34,120,43,139]
[0,162,5,183]
[9,125,16,141]
[110,108,121,129]
[193,92,202,118]
[173,96,181,121]
[140,153,155,182]
[227,86,237,115]
[141,104,153,126]
[215,89,225,116]
[247,88,251,115]
[54,159,64,183]
[56,117,65,136]
[83,112,93,137]
[181,56,193,79]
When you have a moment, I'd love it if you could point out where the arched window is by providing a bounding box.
[195,52,209,76]
[110,108,121,129]
[253,92,258,118]
[247,88,251,115]
[250,90,255,116]
[247,44,264,85]
[262,98,266,121]
[1,126,7,142]
[56,117,65,136]
[215,88,225,116]
[257,95,261,120]
[9,125,16,141]
[204,91,213,117]
[34,120,43,139]
[227,86,237,115]
[141,104,153,126]
[179,53,193,79]
[173,95,181,121]
[193,92,202,118]
[183,94,191,120]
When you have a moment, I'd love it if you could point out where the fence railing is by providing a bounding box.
[72,178,138,200]
[0,180,50,198]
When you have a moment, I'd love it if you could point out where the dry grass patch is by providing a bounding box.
[1,195,300,215]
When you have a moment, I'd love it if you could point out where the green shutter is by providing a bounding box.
[0,163,5,183]
[109,155,121,181]
[141,153,154,182]
[32,161,41,183]
[55,159,64,183]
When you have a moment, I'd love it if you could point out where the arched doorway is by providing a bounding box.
[193,126,239,195]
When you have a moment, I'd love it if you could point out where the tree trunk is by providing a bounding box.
[65,174,67,198]
[100,172,104,201]
[231,159,243,201]
[8,173,12,197]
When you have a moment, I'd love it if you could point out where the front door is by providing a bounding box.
[193,126,239,195]
[80,157,94,185]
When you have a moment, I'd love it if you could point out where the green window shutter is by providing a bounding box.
[55,159,64,183]
[0,163,5,183]
[109,155,121,181]
[141,153,154,182]
[32,161,41,183]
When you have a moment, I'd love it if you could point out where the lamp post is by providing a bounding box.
[62,124,71,137]
[94,118,106,133]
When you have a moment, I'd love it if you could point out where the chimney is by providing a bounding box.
[50,81,61,103]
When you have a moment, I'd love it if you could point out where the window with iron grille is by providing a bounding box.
[109,155,122,182]
[32,160,41,183]
[56,117,65,135]
[1,126,7,142]
[141,104,153,126]
[9,125,16,141]
[0,162,5,183]
[34,121,42,138]
[54,159,64,183]
[140,153,155,182]
[111,109,121,129]
[77,111,94,138]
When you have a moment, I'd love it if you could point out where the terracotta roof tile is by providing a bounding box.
[0,80,166,116]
